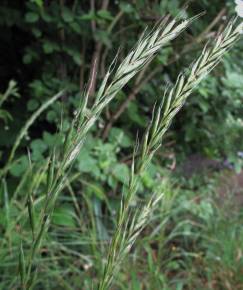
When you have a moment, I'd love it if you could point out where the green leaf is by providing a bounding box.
[127,102,146,126]
[30,139,47,154]
[157,47,173,64]
[223,71,243,88]
[97,10,113,21]
[69,22,82,34]
[0,109,12,123]
[167,261,181,271]
[62,7,74,23]
[120,3,134,13]
[159,0,180,16]
[43,131,63,147]
[95,30,111,48]
[23,54,32,64]
[27,99,39,111]
[109,127,132,148]
[86,182,106,200]
[78,149,98,173]
[30,139,48,161]
[141,171,154,189]
[30,0,43,7]
[72,55,82,65]
[42,41,60,54]
[32,27,42,38]
[46,110,57,122]
[52,206,76,227]
[112,163,129,185]
[80,11,96,21]
[198,99,209,113]
[19,242,26,286]
[64,46,82,65]
[41,11,52,22]
[25,12,39,23]
[27,195,36,239]
[10,156,29,177]
[93,197,109,240]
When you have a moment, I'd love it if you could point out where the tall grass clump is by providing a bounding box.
[97,21,242,290]
[17,15,197,289]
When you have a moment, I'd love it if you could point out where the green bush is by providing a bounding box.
[0,1,243,290]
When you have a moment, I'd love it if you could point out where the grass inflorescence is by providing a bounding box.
[18,15,197,289]
[97,20,242,290]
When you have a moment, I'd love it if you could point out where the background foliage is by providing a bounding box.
[0,0,243,289]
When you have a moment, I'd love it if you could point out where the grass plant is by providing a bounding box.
[97,20,242,290]
[17,15,196,289]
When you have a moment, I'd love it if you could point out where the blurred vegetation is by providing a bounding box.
[0,0,243,289]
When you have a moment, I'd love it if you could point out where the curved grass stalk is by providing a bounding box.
[97,20,242,290]
[19,16,195,289]
[0,80,19,108]
[0,91,63,178]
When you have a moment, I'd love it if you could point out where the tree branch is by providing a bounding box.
[87,0,110,97]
